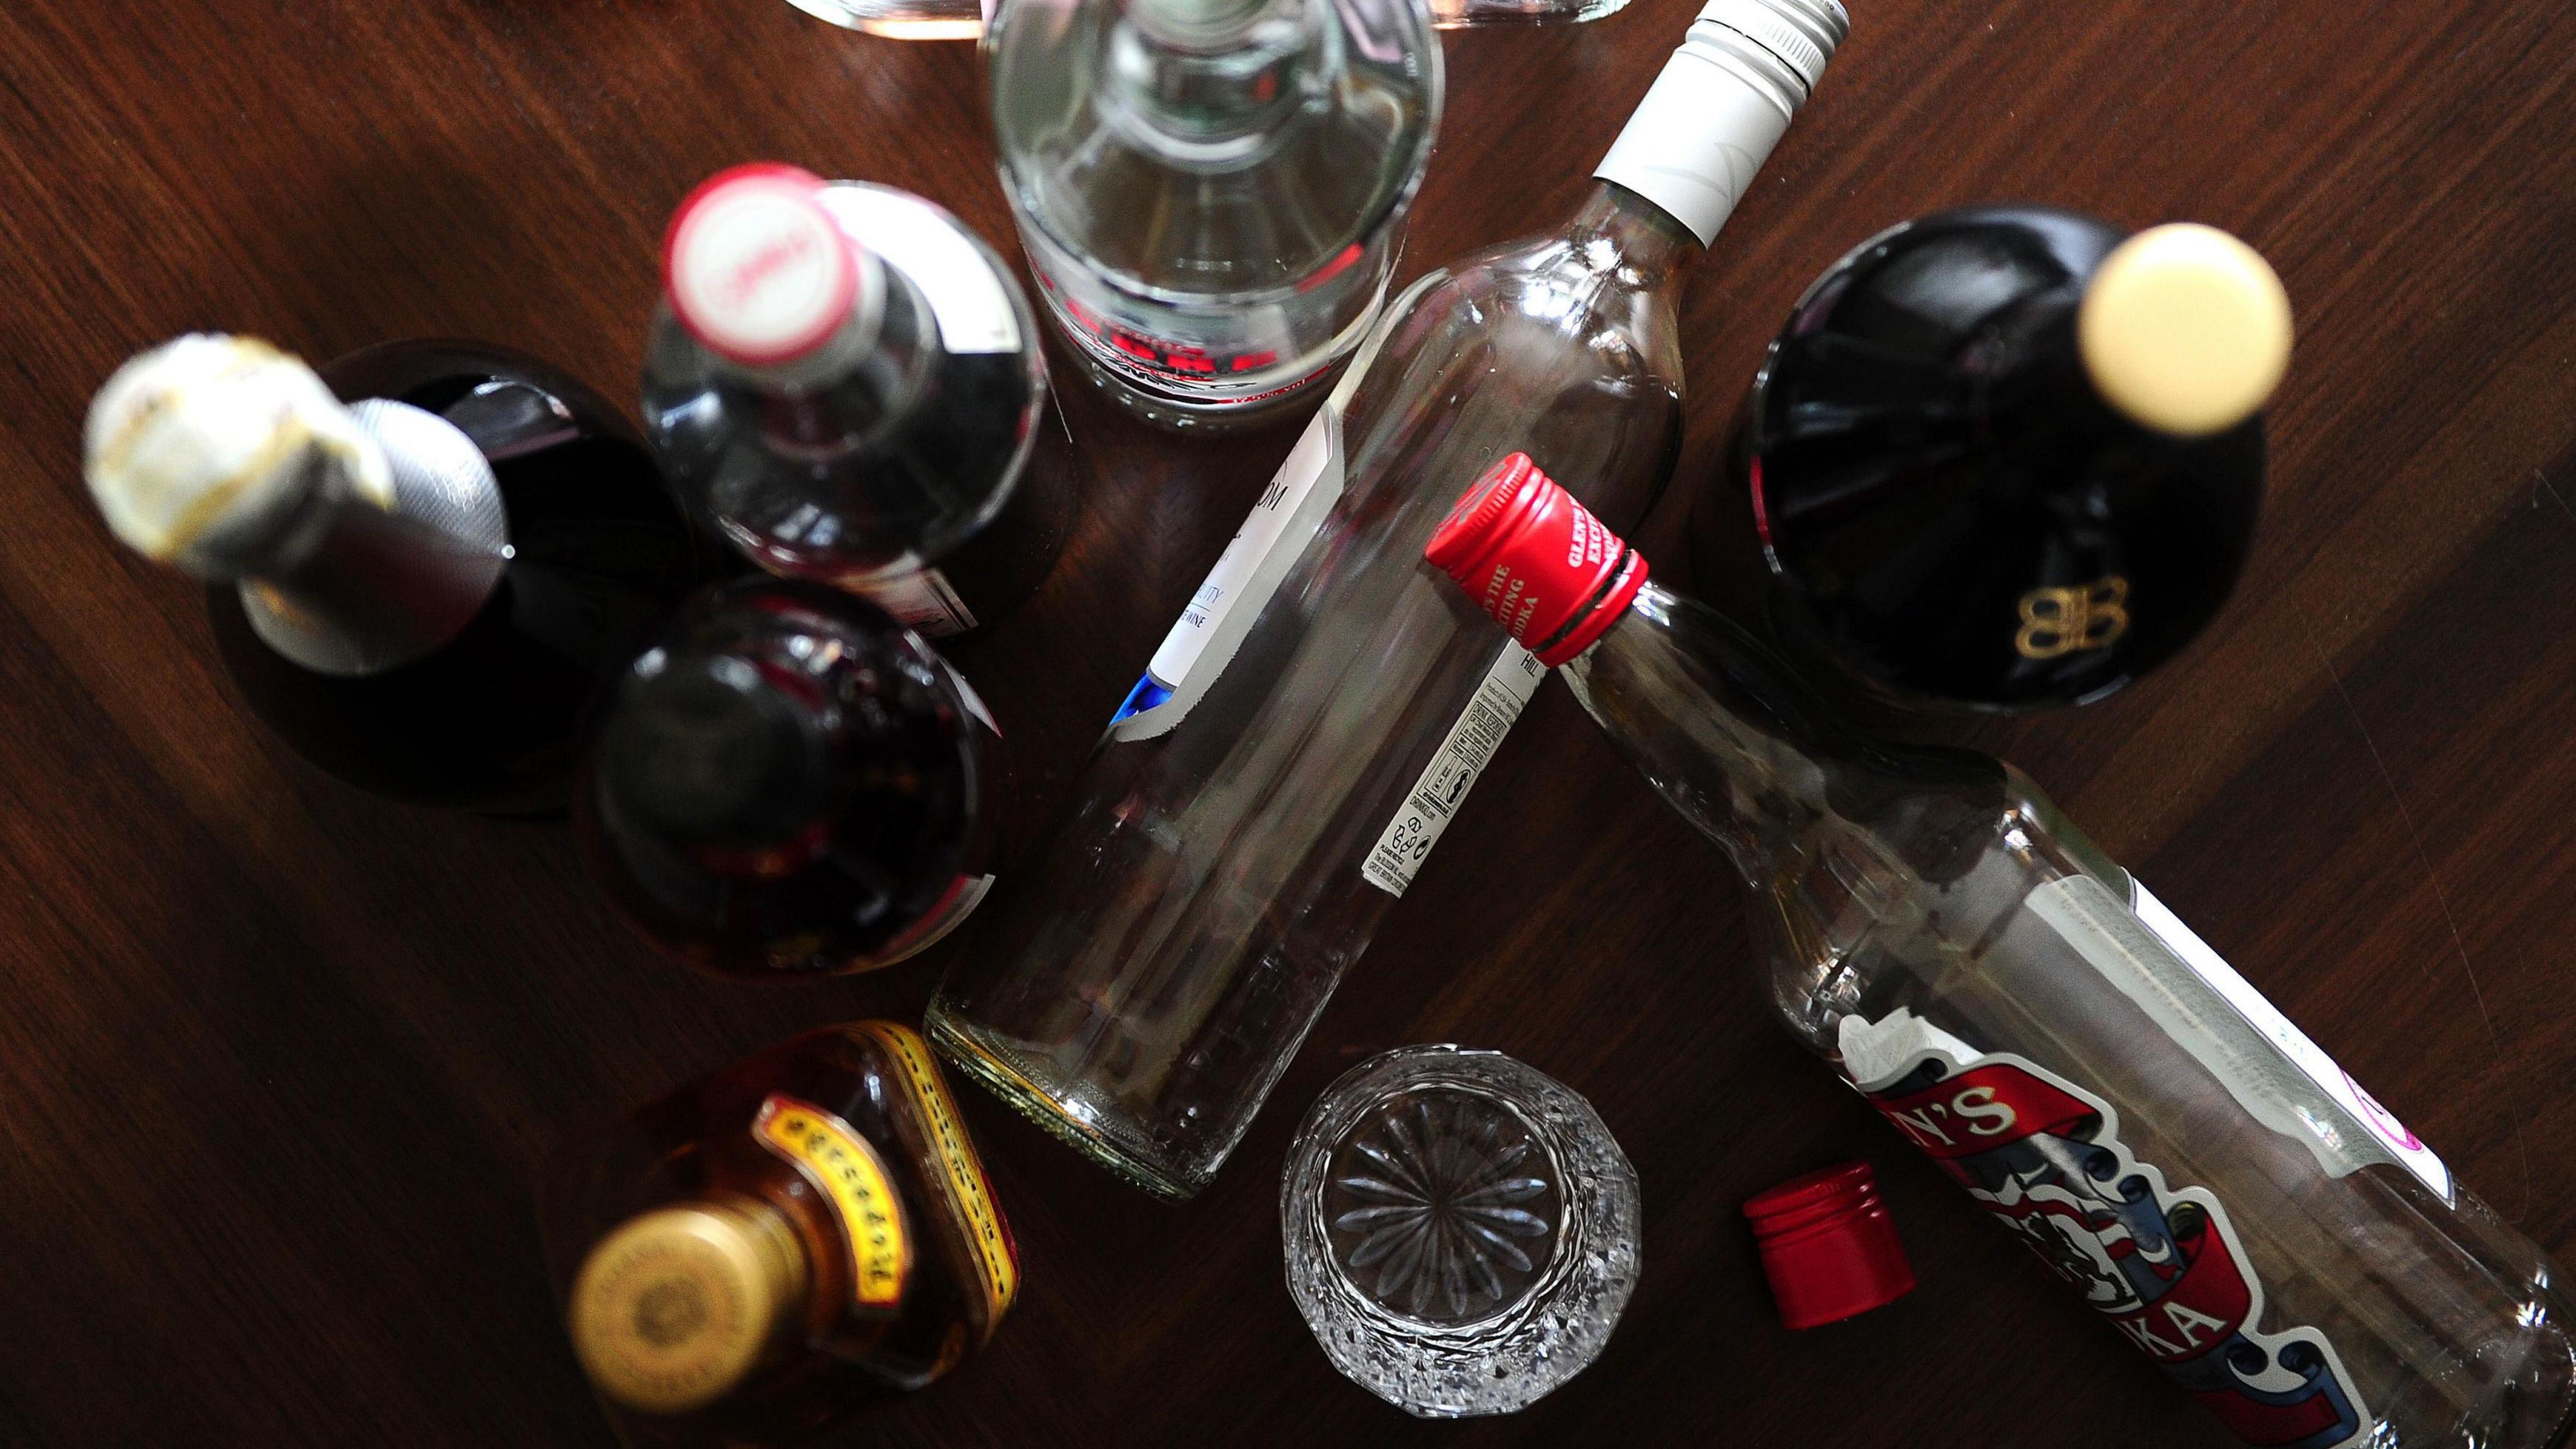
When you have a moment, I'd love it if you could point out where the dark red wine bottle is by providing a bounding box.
[1700,208,2290,711]
[641,164,1081,639]
[577,578,1008,980]
[83,333,706,812]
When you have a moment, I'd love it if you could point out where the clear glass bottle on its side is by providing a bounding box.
[781,0,1630,42]
[989,0,1442,431]
[1426,454,2576,1449]
[540,1022,1018,1449]
[931,0,1851,1199]
[643,165,1079,638]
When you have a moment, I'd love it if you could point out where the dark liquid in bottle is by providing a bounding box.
[577,580,1008,980]
[207,340,704,812]
[1700,206,2263,712]
[539,1023,1015,1448]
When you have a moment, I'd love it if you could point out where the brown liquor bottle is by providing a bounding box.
[541,1022,1017,1446]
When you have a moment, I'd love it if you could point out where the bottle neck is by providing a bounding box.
[227,399,513,678]
[1102,0,1330,162]
[719,266,940,462]
[1570,182,1703,295]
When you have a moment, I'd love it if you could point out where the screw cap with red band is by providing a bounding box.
[663,164,879,369]
[1424,452,1650,667]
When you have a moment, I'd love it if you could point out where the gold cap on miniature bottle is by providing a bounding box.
[2078,223,2293,437]
[568,1197,807,1415]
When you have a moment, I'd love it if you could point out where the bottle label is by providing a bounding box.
[1359,645,1545,896]
[862,563,979,637]
[1102,268,1444,742]
[753,1093,909,1310]
[815,188,1023,356]
[850,1022,1020,1326]
[873,873,996,967]
[1108,405,1345,740]
[1847,1016,2372,1449]
[2125,879,2453,1203]
[1026,254,1348,405]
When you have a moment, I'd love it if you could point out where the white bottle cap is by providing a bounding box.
[1594,0,1849,247]
[2078,223,2294,437]
[83,333,391,570]
[664,164,881,369]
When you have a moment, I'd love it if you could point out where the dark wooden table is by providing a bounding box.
[4,0,2573,1444]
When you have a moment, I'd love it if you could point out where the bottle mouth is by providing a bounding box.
[664,164,881,370]
[1425,453,1649,667]
[599,651,830,849]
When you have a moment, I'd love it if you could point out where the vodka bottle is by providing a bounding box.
[643,166,1079,637]
[577,579,1008,980]
[83,334,704,813]
[1428,455,2576,1449]
[781,0,1631,42]
[988,0,1442,431]
[929,0,1850,1199]
[1709,209,2286,711]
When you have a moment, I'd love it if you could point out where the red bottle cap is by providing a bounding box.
[1742,1160,1915,1330]
[1423,453,1650,666]
[663,163,867,368]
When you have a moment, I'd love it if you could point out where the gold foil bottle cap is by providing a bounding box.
[2077,223,2293,437]
[568,1198,806,1416]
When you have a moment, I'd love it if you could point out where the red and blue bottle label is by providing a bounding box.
[1862,1044,2370,1449]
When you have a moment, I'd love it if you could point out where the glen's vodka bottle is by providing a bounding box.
[83,334,702,813]
[930,0,1850,1199]
[989,0,1441,431]
[1427,455,2576,1449]
[643,166,1079,637]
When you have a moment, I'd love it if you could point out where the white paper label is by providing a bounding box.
[2129,880,2453,1203]
[865,564,979,637]
[1106,405,1344,741]
[1360,645,1546,897]
[816,188,1022,356]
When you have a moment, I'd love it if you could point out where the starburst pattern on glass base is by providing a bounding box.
[1331,1092,1555,1325]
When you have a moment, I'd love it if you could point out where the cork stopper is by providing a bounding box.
[2078,223,2292,437]
[568,1198,807,1416]
[83,335,391,572]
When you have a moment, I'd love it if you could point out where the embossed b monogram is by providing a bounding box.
[2015,576,2131,659]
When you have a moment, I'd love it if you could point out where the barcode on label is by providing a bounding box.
[1361,646,1545,897]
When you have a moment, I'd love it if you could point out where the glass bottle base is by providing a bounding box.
[1057,343,1340,437]
[924,1002,1210,1201]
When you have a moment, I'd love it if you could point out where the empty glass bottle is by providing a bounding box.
[83,333,703,813]
[782,0,1630,41]
[578,578,1008,980]
[930,0,1851,1199]
[540,1021,1018,1448]
[989,0,1442,431]
[643,165,1079,637]
[1428,453,2576,1449]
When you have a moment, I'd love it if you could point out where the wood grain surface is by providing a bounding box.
[3,0,2572,1444]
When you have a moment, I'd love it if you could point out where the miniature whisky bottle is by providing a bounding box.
[542,1022,1017,1446]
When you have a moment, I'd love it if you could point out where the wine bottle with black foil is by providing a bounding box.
[1703,210,2287,711]
[83,333,704,813]
[1432,454,2576,1449]
[577,578,1007,980]
[643,165,1080,637]
[541,1021,1018,1448]
[929,0,1850,1199]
